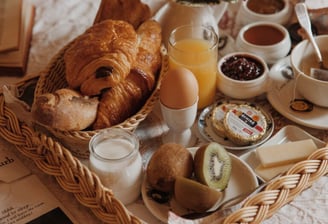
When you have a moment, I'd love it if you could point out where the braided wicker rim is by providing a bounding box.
[1,77,328,223]
[34,37,168,142]
[223,147,328,223]
[0,92,142,223]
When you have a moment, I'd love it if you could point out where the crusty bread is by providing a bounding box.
[94,0,151,29]
[32,88,99,131]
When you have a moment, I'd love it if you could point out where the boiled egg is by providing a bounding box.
[160,67,198,109]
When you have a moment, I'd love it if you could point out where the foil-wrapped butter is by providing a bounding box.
[211,102,237,138]
[223,104,267,146]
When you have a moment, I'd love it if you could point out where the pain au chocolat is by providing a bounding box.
[64,20,138,96]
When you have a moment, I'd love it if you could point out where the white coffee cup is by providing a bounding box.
[290,35,328,107]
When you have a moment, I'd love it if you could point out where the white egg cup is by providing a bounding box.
[160,99,198,147]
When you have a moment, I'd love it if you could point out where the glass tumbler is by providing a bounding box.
[168,24,219,109]
[89,128,142,205]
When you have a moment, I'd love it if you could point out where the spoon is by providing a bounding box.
[295,3,328,80]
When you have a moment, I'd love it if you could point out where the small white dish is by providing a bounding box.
[236,0,292,26]
[198,100,274,151]
[240,125,326,182]
[217,52,269,99]
[142,147,258,223]
[267,56,328,129]
[235,21,291,64]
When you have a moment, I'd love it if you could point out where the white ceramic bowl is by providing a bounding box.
[290,35,328,107]
[217,52,269,99]
[237,0,292,26]
[235,21,291,64]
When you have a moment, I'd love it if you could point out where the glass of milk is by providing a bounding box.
[88,128,142,205]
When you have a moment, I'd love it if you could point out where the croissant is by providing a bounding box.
[94,0,151,29]
[64,20,138,96]
[93,20,162,129]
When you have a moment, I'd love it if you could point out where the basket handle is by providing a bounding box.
[0,93,143,224]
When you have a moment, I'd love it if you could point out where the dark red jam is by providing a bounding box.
[220,55,264,81]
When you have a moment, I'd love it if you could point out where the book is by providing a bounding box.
[0,0,35,76]
[0,0,22,52]
[0,150,77,224]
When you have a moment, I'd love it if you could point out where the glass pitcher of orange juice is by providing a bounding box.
[168,25,219,109]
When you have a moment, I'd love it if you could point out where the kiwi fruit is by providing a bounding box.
[146,143,193,192]
[174,176,223,212]
[194,142,232,190]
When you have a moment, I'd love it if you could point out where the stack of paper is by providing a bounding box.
[0,0,35,76]
[0,150,77,224]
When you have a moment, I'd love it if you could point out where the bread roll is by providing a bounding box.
[32,88,99,131]
[64,20,138,96]
[94,0,151,29]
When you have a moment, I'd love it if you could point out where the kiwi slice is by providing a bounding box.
[174,176,223,212]
[194,142,232,190]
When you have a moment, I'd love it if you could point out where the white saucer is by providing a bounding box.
[240,125,326,182]
[198,100,274,151]
[142,147,258,223]
[267,56,328,129]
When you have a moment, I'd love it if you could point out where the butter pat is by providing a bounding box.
[256,139,318,168]
[255,164,293,181]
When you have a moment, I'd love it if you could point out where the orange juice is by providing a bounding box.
[168,38,218,109]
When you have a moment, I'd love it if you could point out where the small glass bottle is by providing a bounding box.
[89,128,142,205]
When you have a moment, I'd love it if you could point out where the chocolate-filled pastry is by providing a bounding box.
[94,0,151,29]
[93,20,162,129]
[64,20,138,96]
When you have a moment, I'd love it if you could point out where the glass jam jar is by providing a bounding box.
[88,128,142,205]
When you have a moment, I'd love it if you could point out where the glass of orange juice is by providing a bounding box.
[168,25,219,109]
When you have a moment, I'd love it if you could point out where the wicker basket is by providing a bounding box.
[33,38,168,159]
[1,81,328,223]
[1,23,328,224]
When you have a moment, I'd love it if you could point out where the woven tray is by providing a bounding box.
[1,74,328,223]
[32,37,167,159]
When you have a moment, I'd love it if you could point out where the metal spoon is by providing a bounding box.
[295,3,328,80]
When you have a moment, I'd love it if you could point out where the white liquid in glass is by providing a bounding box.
[89,137,142,205]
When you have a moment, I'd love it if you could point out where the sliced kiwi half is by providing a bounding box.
[194,142,232,190]
[174,176,223,212]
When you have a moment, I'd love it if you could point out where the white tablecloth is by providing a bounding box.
[0,0,327,223]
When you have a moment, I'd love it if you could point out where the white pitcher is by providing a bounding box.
[153,1,228,46]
